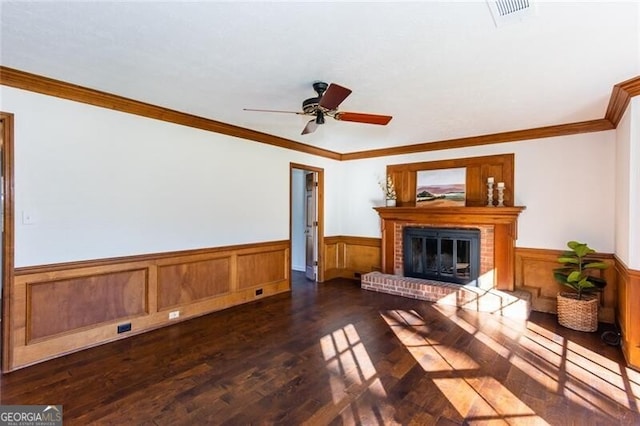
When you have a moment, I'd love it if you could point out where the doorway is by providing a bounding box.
[290,163,324,282]
[0,112,14,373]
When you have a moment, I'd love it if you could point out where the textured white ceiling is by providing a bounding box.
[1,1,638,153]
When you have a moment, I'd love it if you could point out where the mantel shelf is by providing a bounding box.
[374,206,526,224]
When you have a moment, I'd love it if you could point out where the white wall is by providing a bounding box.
[2,87,342,267]
[630,97,640,269]
[615,102,632,266]
[615,97,640,269]
[341,131,616,253]
[2,85,621,267]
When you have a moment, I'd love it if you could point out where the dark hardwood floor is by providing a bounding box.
[2,272,639,425]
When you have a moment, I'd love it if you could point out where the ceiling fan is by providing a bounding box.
[244,81,393,135]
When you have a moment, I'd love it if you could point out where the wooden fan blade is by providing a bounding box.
[243,108,303,115]
[319,83,352,110]
[301,119,319,135]
[335,112,392,125]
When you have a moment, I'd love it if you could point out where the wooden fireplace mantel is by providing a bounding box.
[374,206,526,290]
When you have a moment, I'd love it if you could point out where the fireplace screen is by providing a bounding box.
[403,227,480,285]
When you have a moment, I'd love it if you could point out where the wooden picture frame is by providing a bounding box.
[416,167,466,207]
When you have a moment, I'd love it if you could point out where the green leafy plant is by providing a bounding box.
[554,241,608,300]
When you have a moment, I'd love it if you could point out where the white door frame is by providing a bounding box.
[1,112,15,373]
[290,163,324,282]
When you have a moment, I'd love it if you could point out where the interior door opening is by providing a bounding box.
[0,120,3,320]
[0,119,4,367]
[290,164,323,282]
[1,112,15,373]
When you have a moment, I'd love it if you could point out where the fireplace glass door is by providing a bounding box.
[403,227,480,285]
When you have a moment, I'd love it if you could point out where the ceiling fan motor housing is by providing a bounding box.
[302,81,330,114]
[302,97,320,114]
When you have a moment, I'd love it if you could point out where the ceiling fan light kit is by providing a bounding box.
[245,81,393,135]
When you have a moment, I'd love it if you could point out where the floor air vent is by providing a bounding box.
[487,0,537,27]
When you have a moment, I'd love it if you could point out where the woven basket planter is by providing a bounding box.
[557,292,599,332]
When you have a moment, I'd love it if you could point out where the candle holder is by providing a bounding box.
[497,185,505,207]
[486,182,494,207]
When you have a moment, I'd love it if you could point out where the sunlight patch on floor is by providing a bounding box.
[433,305,639,414]
[625,367,640,402]
[383,309,545,423]
[525,323,636,412]
[319,323,389,417]
[380,310,479,373]
[383,306,640,422]
[473,329,512,359]
[433,376,549,425]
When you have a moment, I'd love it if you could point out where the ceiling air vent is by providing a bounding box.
[487,0,537,27]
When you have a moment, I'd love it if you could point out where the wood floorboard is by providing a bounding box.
[2,271,639,425]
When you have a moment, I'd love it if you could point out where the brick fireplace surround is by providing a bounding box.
[395,224,494,284]
[362,206,530,318]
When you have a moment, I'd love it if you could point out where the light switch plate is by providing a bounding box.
[22,210,36,225]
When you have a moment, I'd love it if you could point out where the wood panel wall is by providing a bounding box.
[515,247,617,323]
[157,258,230,310]
[386,154,514,207]
[322,238,621,324]
[616,259,640,369]
[323,236,381,281]
[8,241,289,371]
[8,236,635,371]
[29,269,148,342]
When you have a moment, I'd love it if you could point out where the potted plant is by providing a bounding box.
[380,175,397,207]
[554,240,608,332]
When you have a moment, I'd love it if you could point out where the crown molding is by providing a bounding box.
[605,75,640,127]
[1,66,636,162]
[0,66,341,161]
[341,119,614,160]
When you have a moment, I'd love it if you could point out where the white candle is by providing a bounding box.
[487,177,494,184]
[497,182,505,188]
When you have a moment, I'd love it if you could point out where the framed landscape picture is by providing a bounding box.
[416,167,466,207]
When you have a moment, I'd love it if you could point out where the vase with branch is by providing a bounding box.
[380,175,397,206]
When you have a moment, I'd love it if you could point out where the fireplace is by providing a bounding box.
[373,206,525,290]
[362,206,529,318]
[403,227,480,285]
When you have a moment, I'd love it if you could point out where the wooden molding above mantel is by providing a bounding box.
[374,205,526,290]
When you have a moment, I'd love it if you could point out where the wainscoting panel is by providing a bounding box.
[9,241,289,371]
[616,259,640,369]
[515,247,617,323]
[157,257,231,310]
[324,241,340,274]
[237,249,287,290]
[28,269,148,342]
[323,236,381,281]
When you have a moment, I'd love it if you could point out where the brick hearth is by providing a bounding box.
[361,271,531,319]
